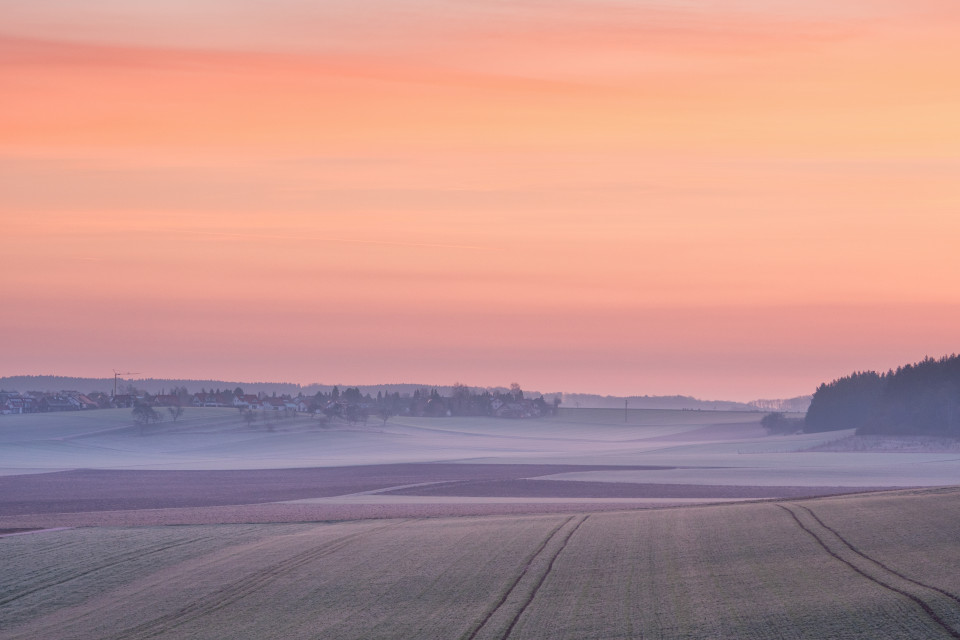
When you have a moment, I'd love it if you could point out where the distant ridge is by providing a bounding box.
[561,393,810,412]
[747,396,812,413]
[0,376,520,399]
[0,375,805,412]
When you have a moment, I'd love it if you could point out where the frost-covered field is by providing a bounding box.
[3,489,960,640]
[2,407,956,493]
[3,409,960,639]
[0,407,773,473]
[537,452,960,489]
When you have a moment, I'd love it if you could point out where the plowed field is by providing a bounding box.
[3,489,960,639]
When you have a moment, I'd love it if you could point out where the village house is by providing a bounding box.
[192,392,231,407]
[74,394,100,410]
[0,391,35,414]
[39,395,78,412]
[233,394,261,410]
[261,398,283,411]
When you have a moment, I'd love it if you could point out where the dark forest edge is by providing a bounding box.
[803,354,960,436]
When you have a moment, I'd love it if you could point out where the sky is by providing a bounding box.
[2,0,959,401]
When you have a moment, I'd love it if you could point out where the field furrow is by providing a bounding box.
[105,521,409,640]
[503,504,957,639]
[466,515,588,640]
[501,516,589,640]
[0,525,308,632]
[0,536,218,608]
[800,504,960,610]
[803,489,960,597]
[778,503,960,638]
[0,516,570,640]
[462,516,573,640]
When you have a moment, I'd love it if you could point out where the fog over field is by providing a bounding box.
[3,407,960,639]
[2,408,957,490]
[6,0,960,634]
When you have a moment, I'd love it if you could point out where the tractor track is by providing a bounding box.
[500,515,588,639]
[107,521,405,640]
[797,504,960,607]
[778,503,960,639]
[461,517,573,640]
[462,514,588,640]
[0,535,218,609]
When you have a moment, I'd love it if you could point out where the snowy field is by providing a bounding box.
[1,406,958,527]
[2,408,958,492]
[2,408,958,487]
[3,410,960,640]
[1,407,812,472]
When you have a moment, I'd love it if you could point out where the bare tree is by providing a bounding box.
[132,403,162,435]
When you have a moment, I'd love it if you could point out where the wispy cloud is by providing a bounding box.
[179,229,489,251]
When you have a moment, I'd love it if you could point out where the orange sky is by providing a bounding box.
[2,1,959,400]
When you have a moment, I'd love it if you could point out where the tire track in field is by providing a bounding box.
[798,505,960,608]
[778,504,960,639]
[462,515,588,640]
[0,536,218,609]
[461,517,573,640]
[500,515,588,640]
[108,521,406,640]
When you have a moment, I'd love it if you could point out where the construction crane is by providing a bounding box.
[112,370,141,397]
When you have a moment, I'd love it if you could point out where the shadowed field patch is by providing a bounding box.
[0,464,672,517]
[385,479,889,499]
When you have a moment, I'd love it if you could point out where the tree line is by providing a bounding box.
[803,354,960,436]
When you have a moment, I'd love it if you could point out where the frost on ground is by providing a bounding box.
[2,408,960,640]
[0,407,775,473]
[807,435,960,453]
[1,407,957,531]
[3,489,960,640]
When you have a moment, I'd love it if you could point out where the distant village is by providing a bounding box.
[0,383,560,421]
